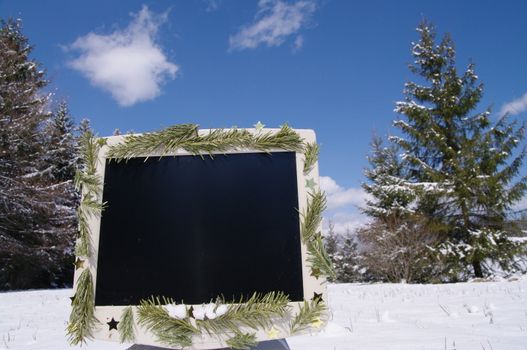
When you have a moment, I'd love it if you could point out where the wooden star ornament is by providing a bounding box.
[254,121,265,131]
[305,178,317,192]
[310,267,321,279]
[73,258,85,270]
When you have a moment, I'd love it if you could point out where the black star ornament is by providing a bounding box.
[311,292,323,304]
[107,317,119,331]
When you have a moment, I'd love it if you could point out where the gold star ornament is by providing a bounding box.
[266,326,280,339]
[73,258,85,270]
[311,317,324,329]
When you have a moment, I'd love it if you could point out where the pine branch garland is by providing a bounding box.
[67,269,98,345]
[106,124,305,161]
[289,300,327,335]
[119,306,136,343]
[74,130,104,258]
[136,292,290,348]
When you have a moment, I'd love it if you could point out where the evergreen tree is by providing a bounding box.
[324,220,340,283]
[45,101,78,181]
[337,230,362,283]
[325,221,363,283]
[78,118,91,136]
[391,22,526,278]
[0,19,77,289]
[362,136,416,220]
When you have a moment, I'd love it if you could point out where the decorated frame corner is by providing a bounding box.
[68,124,334,349]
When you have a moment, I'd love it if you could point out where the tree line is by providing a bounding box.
[1,18,525,289]
[0,19,91,289]
[326,22,527,283]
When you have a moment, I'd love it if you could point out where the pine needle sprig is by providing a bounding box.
[226,332,258,350]
[75,212,91,257]
[136,297,198,348]
[119,306,136,343]
[300,191,326,243]
[176,128,253,156]
[74,171,101,193]
[307,234,336,280]
[106,124,199,160]
[195,292,290,335]
[67,269,98,345]
[303,142,319,175]
[80,196,105,216]
[78,130,105,182]
[289,300,327,335]
[250,125,305,153]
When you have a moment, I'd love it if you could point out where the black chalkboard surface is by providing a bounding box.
[95,152,304,306]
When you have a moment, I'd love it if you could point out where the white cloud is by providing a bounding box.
[320,176,371,210]
[323,211,369,235]
[229,0,316,51]
[499,92,527,117]
[204,0,221,12]
[293,35,304,51]
[67,6,178,107]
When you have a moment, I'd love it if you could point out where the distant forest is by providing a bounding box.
[1,18,525,290]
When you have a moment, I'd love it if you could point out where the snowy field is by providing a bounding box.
[1,278,526,350]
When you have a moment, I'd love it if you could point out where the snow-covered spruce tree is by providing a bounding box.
[0,19,77,289]
[42,101,80,284]
[337,230,363,283]
[324,221,363,283]
[362,136,416,220]
[391,22,526,279]
[44,102,78,182]
[360,136,441,282]
[324,220,340,282]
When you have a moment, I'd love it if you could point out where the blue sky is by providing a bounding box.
[2,0,526,232]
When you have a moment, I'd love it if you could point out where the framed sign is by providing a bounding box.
[67,125,333,349]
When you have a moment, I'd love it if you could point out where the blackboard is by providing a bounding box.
[95,152,304,306]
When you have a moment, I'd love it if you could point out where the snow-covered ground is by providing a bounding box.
[1,278,526,350]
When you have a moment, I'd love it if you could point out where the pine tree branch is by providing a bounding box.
[289,300,327,335]
[67,269,98,345]
[226,332,258,350]
[307,234,337,280]
[119,306,136,343]
[195,292,290,335]
[136,297,198,348]
[300,191,326,243]
[303,142,319,175]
